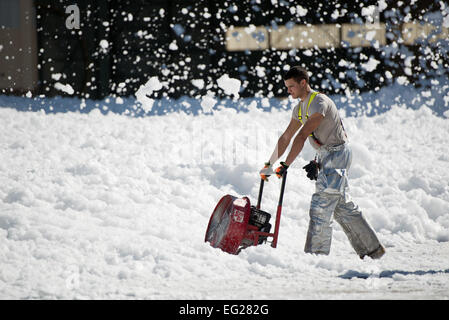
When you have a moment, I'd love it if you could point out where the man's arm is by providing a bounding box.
[284,113,324,166]
[268,118,302,165]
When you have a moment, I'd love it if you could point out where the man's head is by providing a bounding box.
[283,66,310,99]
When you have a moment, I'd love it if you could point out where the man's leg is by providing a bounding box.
[305,143,384,259]
[304,192,340,255]
[334,196,384,259]
[304,147,346,255]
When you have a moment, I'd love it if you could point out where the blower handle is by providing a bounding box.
[272,171,287,248]
[256,179,264,209]
[278,171,287,207]
[255,171,287,210]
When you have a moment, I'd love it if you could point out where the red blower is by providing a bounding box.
[205,172,287,255]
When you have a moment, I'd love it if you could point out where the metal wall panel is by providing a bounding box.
[0,0,38,93]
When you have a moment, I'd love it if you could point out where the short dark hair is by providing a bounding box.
[283,66,309,84]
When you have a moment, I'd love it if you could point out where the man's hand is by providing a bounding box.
[275,162,289,178]
[259,162,272,181]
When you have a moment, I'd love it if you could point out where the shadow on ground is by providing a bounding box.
[339,269,449,279]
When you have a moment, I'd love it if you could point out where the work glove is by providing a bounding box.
[259,162,272,181]
[275,162,289,178]
[303,160,320,180]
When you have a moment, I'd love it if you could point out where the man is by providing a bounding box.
[260,66,385,259]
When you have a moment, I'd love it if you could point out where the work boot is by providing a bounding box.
[359,245,386,260]
[368,245,386,260]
